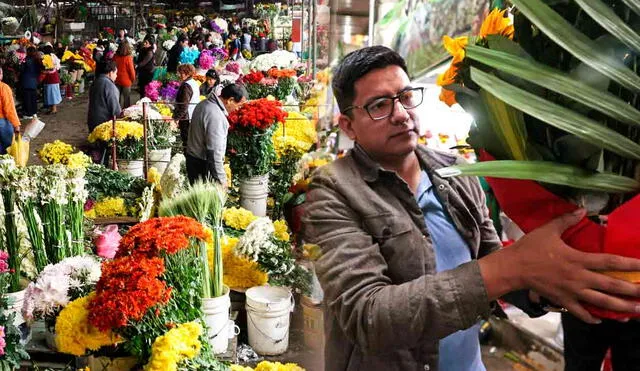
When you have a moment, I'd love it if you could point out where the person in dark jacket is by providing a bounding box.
[20,46,41,118]
[87,60,121,132]
[199,69,219,97]
[166,34,188,73]
[137,36,156,97]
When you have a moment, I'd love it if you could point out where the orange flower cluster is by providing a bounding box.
[268,68,297,79]
[437,8,515,107]
[88,256,171,332]
[117,216,210,258]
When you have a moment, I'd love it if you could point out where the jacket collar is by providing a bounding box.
[351,143,458,183]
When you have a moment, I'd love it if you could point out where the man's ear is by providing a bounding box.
[337,114,356,141]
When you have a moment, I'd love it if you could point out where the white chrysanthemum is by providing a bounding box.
[236,217,276,262]
[160,154,186,199]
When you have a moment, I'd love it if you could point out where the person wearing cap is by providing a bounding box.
[199,69,219,97]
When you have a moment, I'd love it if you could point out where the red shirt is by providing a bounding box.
[113,54,136,88]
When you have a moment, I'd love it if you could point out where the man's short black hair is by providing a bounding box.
[332,46,408,114]
[97,59,117,75]
[220,83,247,102]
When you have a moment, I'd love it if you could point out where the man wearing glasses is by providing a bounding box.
[302,46,640,371]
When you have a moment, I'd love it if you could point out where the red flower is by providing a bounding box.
[242,71,265,85]
[228,99,288,132]
[88,256,171,332]
[116,216,209,258]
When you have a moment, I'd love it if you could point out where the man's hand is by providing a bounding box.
[480,209,640,324]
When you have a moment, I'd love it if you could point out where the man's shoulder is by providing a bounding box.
[416,144,465,169]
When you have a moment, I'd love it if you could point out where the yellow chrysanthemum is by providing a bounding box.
[224,163,232,183]
[147,167,161,185]
[274,112,317,146]
[223,207,258,230]
[231,366,254,371]
[273,220,290,242]
[64,152,92,169]
[42,55,54,70]
[84,208,97,219]
[209,236,268,290]
[55,293,120,356]
[144,322,202,371]
[254,361,306,371]
[38,140,75,164]
[479,8,514,40]
[91,197,129,218]
[273,136,310,159]
[88,121,144,143]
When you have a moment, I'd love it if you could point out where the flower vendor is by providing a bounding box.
[199,69,219,98]
[173,63,201,146]
[302,46,640,371]
[167,34,188,74]
[87,60,121,132]
[19,46,41,118]
[0,67,19,154]
[186,83,247,186]
[136,36,156,98]
[41,43,62,115]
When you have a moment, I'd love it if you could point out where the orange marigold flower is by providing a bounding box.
[479,8,514,39]
[443,36,468,64]
[439,89,458,107]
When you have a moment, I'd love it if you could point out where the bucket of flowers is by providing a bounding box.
[227,98,288,217]
[87,120,144,177]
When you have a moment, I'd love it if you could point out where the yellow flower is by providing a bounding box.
[64,152,92,169]
[147,167,161,185]
[84,208,97,219]
[224,163,232,182]
[144,322,202,371]
[88,121,144,143]
[479,8,514,40]
[223,207,258,230]
[273,136,309,159]
[39,140,75,164]
[274,112,317,145]
[200,95,206,101]
[437,36,468,107]
[210,236,269,289]
[255,361,306,371]
[308,158,329,169]
[273,220,290,242]
[55,293,120,356]
[42,55,54,69]
[443,36,468,64]
[92,197,129,218]
[231,366,254,371]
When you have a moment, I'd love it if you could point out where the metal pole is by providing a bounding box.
[311,0,317,78]
[301,0,305,60]
[143,102,148,179]
[307,0,312,70]
[368,0,375,46]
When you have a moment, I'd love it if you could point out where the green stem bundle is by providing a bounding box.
[18,200,46,273]
[68,200,84,256]
[40,201,68,264]
[2,190,21,292]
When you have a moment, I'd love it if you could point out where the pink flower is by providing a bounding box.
[261,78,278,87]
[0,251,9,274]
[93,225,121,259]
[0,326,6,356]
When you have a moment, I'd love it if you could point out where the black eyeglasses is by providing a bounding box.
[344,87,424,121]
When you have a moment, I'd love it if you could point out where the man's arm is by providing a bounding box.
[303,169,493,353]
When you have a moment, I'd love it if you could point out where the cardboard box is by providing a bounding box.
[301,296,324,353]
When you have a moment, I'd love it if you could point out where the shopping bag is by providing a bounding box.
[22,117,45,140]
[6,133,29,167]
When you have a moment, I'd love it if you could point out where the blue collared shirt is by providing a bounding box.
[416,170,485,371]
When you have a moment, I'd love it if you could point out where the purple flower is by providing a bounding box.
[210,21,224,34]
[211,48,228,61]
[160,84,179,101]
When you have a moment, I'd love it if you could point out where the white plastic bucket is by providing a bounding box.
[148,148,172,175]
[245,286,294,355]
[239,175,269,217]
[7,289,25,328]
[116,159,144,178]
[202,286,231,354]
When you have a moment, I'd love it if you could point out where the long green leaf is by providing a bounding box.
[510,0,640,92]
[479,89,528,160]
[436,161,640,193]
[574,0,640,53]
[622,0,640,16]
[466,45,640,126]
[471,67,640,161]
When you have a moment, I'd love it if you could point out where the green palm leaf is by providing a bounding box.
[574,0,640,54]
[466,45,640,126]
[479,89,528,160]
[510,0,640,92]
[471,67,640,161]
[436,161,640,193]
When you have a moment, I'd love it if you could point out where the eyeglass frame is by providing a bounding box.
[342,87,425,121]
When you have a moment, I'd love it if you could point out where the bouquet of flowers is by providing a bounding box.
[198,50,216,70]
[225,61,242,75]
[179,47,201,65]
[162,40,175,51]
[83,165,152,219]
[38,140,92,169]
[145,81,163,102]
[22,256,101,328]
[148,119,177,150]
[435,3,640,319]
[268,68,298,101]
[227,99,288,180]
[250,50,298,72]
[241,70,276,99]
[160,81,181,102]
[88,120,144,160]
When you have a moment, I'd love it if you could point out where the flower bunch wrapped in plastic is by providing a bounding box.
[42,55,54,70]
[144,321,202,371]
[179,47,200,65]
[55,293,120,356]
[226,61,241,75]
[197,50,215,70]
[231,361,305,371]
[160,81,180,102]
[250,50,298,72]
[159,154,186,199]
[22,256,101,325]
[145,81,162,102]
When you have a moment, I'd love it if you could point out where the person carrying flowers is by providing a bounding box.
[41,43,62,115]
[302,46,640,371]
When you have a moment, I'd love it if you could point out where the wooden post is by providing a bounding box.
[111,116,117,170]
[143,101,149,179]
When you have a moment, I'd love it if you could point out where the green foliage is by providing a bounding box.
[274,77,296,101]
[0,274,29,368]
[226,126,277,180]
[270,152,300,220]
[85,165,149,200]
